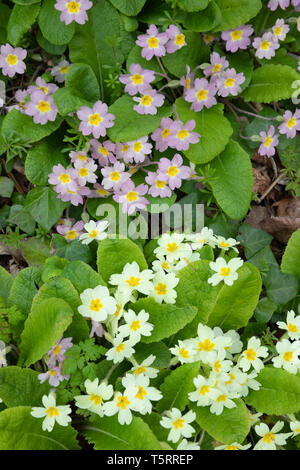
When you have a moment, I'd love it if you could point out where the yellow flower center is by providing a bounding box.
[214,360,222,373]
[110,171,120,181]
[37,101,50,113]
[200,385,210,396]
[156,179,166,188]
[46,406,59,418]
[179,347,189,359]
[97,188,109,196]
[274,26,282,36]
[141,95,153,106]
[39,86,48,95]
[49,370,56,377]
[162,262,170,269]
[216,394,227,403]
[122,144,129,153]
[134,366,146,375]
[98,146,108,156]
[175,34,185,46]
[154,282,167,295]
[265,136,273,147]
[177,129,189,140]
[220,267,231,277]
[90,298,103,312]
[89,230,98,238]
[225,78,235,88]
[220,241,230,248]
[66,230,78,241]
[204,34,214,44]
[6,54,18,66]
[173,418,184,429]
[135,386,147,400]
[212,63,222,74]
[116,343,125,353]
[263,432,275,444]
[131,74,143,85]
[186,77,191,89]
[287,118,296,128]
[167,242,178,253]
[288,323,298,333]
[116,395,130,409]
[261,41,270,50]
[126,276,141,287]
[244,348,256,361]
[133,142,143,152]
[147,36,159,49]
[60,66,69,74]
[198,338,215,352]
[79,168,89,177]
[225,445,238,450]
[196,89,208,101]
[67,0,80,13]
[59,173,71,184]
[130,320,141,332]
[168,165,179,177]
[78,154,87,161]
[126,191,138,202]
[232,30,242,40]
[52,345,61,355]
[162,128,171,139]
[89,113,102,126]
[90,394,102,406]
[283,351,293,362]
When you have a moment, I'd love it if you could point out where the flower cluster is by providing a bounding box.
[38,337,73,387]
[274,310,300,374]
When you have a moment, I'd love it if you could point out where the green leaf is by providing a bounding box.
[20,298,73,366]
[208,140,253,220]
[42,256,69,283]
[8,267,40,314]
[69,1,125,101]
[281,229,300,281]
[31,276,89,342]
[130,298,198,343]
[254,297,277,323]
[207,263,262,330]
[0,176,14,197]
[176,260,221,330]
[9,204,36,234]
[107,94,172,142]
[191,399,251,444]
[38,0,74,45]
[246,366,300,415]
[55,239,92,264]
[19,238,51,270]
[213,0,262,31]
[1,109,63,144]
[226,51,254,92]
[61,260,106,293]
[53,63,100,116]
[265,266,299,306]
[83,415,162,450]
[7,3,40,46]
[25,186,68,231]
[25,136,68,186]
[175,98,233,164]
[10,0,40,4]
[157,362,200,413]
[238,224,272,259]
[183,1,222,32]
[37,29,67,55]
[178,0,208,12]
[134,342,171,369]
[162,32,209,79]
[0,266,13,304]
[127,44,162,78]
[0,367,50,407]
[0,406,79,450]
[97,237,148,283]
[108,0,146,16]
[242,65,300,103]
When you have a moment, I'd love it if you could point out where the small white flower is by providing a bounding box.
[188,374,219,407]
[117,309,153,342]
[174,252,200,271]
[177,439,200,450]
[130,355,158,378]
[272,339,300,374]
[290,420,300,437]
[209,387,237,415]
[75,378,113,416]
[151,270,179,304]
[80,220,109,245]
[51,60,71,83]
[272,19,289,41]
[195,324,231,363]
[74,159,97,186]
[239,370,261,397]
[152,257,175,273]
[105,335,136,364]
[254,421,292,450]
[78,285,117,322]
[249,412,263,427]
[277,310,300,340]
[122,373,162,415]
[170,339,197,364]
[31,393,72,432]
[103,391,135,425]
[160,408,196,443]
[215,236,239,253]
[208,257,243,287]
[215,442,251,450]
[109,261,154,303]
[154,233,192,263]
[185,227,217,250]
[238,337,268,373]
